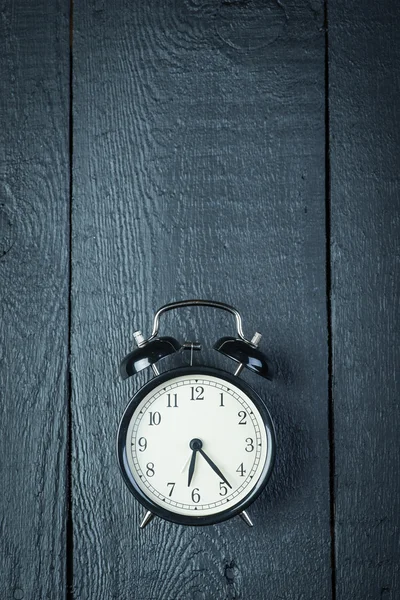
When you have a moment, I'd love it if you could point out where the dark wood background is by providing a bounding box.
[1,1,399,598]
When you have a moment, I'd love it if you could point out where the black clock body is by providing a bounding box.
[117,365,276,526]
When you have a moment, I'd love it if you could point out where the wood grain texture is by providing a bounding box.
[72,1,330,598]
[329,1,400,598]
[0,1,70,599]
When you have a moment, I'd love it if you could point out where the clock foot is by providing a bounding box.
[239,510,254,527]
[140,510,155,529]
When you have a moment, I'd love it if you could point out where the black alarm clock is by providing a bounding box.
[117,300,275,528]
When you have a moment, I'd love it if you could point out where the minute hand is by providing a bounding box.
[198,448,232,489]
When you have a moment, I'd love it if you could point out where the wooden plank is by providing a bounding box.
[329,1,400,597]
[72,1,330,598]
[0,1,70,598]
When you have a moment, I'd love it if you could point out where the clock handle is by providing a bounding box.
[146,299,257,347]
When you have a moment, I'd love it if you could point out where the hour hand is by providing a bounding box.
[187,449,197,487]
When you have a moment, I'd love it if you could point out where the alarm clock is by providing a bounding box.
[117,300,275,528]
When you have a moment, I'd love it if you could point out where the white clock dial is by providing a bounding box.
[124,373,272,517]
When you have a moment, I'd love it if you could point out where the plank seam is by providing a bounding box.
[324,2,336,599]
[66,0,74,598]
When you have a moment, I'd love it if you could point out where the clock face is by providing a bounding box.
[118,367,275,525]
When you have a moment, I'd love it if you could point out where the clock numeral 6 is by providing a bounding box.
[191,488,201,503]
[238,411,247,425]
[219,481,228,496]
[190,386,204,401]
[146,462,155,477]
[148,411,161,426]
[245,437,254,452]
[138,437,147,452]
[167,482,175,497]
[236,463,246,477]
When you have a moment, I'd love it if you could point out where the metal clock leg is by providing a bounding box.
[239,510,254,527]
[140,510,155,529]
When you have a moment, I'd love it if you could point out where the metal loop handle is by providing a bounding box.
[145,299,254,345]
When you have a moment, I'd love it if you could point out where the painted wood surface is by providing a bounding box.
[1,1,399,598]
[329,2,400,598]
[0,1,70,599]
[71,1,330,598]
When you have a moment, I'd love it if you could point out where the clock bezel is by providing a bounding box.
[117,365,275,526]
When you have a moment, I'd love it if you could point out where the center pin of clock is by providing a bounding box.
[189,438,203,450]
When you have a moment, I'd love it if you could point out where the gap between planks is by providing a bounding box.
[324,2,337,599]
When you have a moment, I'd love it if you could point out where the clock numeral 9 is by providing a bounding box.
[146,462,155,477]
[191,488,201,503]
[167,393,178,408]
[190,386,204,401]
[238,411,247,425]
[148,411,161,426]
[167,482,175,497]
[138,437,147,452]
[219,481,228,496]
[236,463,246,477]
[245,437,254,452]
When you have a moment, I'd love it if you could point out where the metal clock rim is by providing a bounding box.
[117,365,276,526]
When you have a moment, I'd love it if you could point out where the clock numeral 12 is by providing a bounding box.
[166,393,178,408]
[219,393,224,407]
[190,386,204,401]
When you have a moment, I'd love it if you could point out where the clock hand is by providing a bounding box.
[187,438,203,487]
[181,453,192,473]
[187,448,198,487]
[198,448,232,489]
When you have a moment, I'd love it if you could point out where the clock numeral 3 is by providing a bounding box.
[238,411,247,425]
[191,488,201,503]
[236,463,246,477]
[245,437,254,452]
[148,411,161,426]
[219,481,228,496]
[190,386,204,401]
[166,393,178,408]
[167,482,175,497]
[146,462,155,477]
[138,437,147,452]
